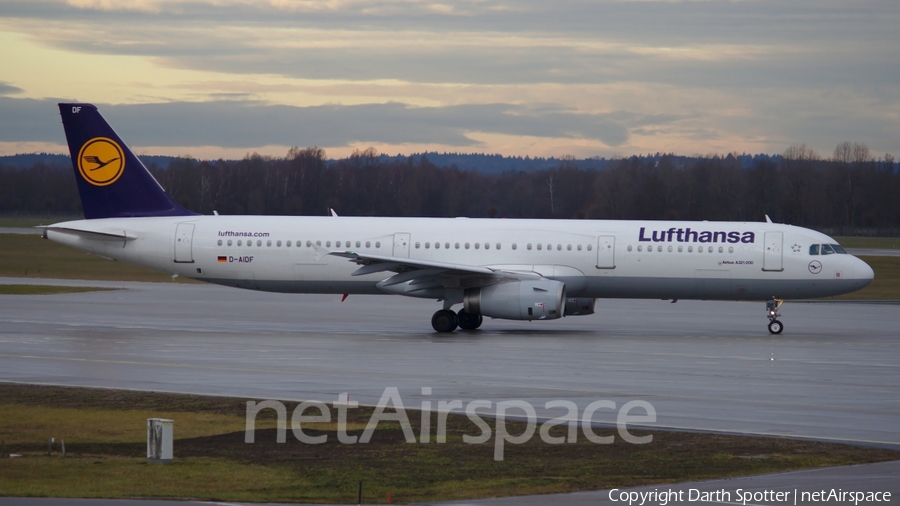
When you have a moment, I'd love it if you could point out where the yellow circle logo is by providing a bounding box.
[77,137,125,187]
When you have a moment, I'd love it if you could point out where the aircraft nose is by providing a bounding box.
[854,257,875,286]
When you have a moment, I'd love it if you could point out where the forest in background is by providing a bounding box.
[1,143,898,235]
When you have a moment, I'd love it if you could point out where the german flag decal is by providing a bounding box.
[217,256,227,263]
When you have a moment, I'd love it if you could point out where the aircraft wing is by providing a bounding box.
[329,251,542,293]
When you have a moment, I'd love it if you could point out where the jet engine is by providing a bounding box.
[564,298,596,316]
[464,279,566,321]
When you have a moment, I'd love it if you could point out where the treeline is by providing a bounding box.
[1,143,898,235]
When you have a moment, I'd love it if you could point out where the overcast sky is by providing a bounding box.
[1,0,898,159]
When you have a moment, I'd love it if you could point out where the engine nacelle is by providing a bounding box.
[564,297,596,316]
[464,280,566,321]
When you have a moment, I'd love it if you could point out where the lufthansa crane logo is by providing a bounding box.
[808,260,823,274]
[77,137,125,186]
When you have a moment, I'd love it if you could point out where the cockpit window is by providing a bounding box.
[831,244,847,254]
[821,244,836,255]
[809,244,819,255]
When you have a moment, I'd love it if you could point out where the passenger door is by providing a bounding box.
[174,223,195,263]
[763,231,783,271]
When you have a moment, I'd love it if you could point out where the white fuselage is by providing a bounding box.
[46,215,873,302]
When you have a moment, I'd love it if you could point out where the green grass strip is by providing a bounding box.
[1,384,898,504]
[0,285,118,295]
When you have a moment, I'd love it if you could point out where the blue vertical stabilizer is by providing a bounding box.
[58,103,196,219]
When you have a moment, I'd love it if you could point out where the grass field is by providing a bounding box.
[0,285,117,295]
[834,236,900,249]
[0,216,81,228]
[0,234,196,283]
[2,384,897,504]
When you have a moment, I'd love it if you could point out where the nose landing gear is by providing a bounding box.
[766,298,784,334]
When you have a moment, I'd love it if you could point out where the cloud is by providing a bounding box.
[0,81,23,96]
[0,0,897,157]
[0,97,650,148]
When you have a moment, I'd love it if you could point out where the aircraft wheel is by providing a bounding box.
[432,309,459,332]
[457,309,482,330]
[768,319,784,335]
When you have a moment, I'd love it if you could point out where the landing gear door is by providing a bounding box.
[596,235,615,269]
[174,223,195,263]
[393,233,410,258]
[763,231,783,272]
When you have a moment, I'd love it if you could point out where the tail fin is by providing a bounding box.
[58,103,196,219]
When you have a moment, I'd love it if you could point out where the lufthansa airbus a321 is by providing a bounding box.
[44,104,874,334]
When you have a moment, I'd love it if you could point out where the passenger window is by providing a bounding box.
[567,244,572,251]
[678,246,682,252]
[484,243,490,250]
[708,246,713,253]
[276,240,281,247]
[577,244,582,251]
[376,241,381,248]
[465,243,470,249]
[512,243,517,250]
[668,245,672,252]
[587,245,592,251]
[688,245,692,252]
[527,244,532,250]
[267,240,272,247]
[445,242,450,249]
[821,244,835,255]
[356,241,361,248]
[537,244,542,250]
[415,242,420,249]
[326,241,331,247]
[426,242,431,249]
[496,243,501,250]
[455,242,460,249]
[548,244,553,250]
[435,242,440,249]
[718,246,723,253]
[475,243,480,249]
[238,240,242,246]
[217,239,223,246]
[657,245,663,252]
[308,241,314,247]
[557,244,562,251]
[627,245,632,252]
[257,240,262,246]
[728,246,733,253]
[637,245,642,252]
[366,241,371,248]
[286,240,291,247]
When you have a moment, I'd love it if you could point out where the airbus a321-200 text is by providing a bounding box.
[44,104,874,333]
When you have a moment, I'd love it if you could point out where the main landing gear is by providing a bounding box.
[766,298,784,335]
[431,308,483,332]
